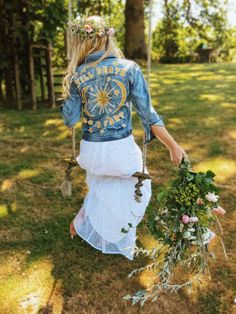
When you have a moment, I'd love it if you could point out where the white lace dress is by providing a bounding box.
[73,134,152,260]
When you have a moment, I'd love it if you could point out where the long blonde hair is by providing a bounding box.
[62,15,124,98]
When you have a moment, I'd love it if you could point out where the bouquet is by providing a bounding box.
[123,159,227,306]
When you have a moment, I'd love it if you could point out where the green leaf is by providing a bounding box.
[206,170,216,179]
[157,191,167,203]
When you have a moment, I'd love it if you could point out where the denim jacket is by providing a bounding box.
[59,50,164,143]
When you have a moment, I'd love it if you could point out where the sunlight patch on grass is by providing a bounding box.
[202,116,219,127]
[185,273,210,304]
[44,118,82,140]
[56,128,73,140]
[20,145,29,153]
[55,123,82,140]
[44,118,64,126]
[193,157,236,183]
[180,141,196,152]
[133,129,144,138]
[138,231,160,250]
[168,117,182,125]
[11,201,17,212]
[18,126,26,133]
[160,78,178,84]
[161,104,175,111]
[0,258,58,314]
[1,179,14,191]
[197,75,224,81]
[0,204,8,218]
[199,94,224,102]
[220,102,236,109]
[42,130,52,136]
[138,268,157,289]
[16,169,41,180]
[137,233,168,289]
[0,202,18,218]
[167,117,183,129]
[227,129,236,140]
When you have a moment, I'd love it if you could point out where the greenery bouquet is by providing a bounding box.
[123,159,227,306]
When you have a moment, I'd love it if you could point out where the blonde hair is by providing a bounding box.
[62,15,124,98]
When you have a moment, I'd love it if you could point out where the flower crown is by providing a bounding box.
[69,15,115,40]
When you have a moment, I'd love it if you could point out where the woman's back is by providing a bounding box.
[60,49,164,143]
[74,50,134,141]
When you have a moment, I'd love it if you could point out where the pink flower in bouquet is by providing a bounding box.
[84,24,93,33]
[212,206,226,216]
[205,192,219,203]
[107,27,115,35]
[189,216,199,223]
[197,198,204,205]
[182,215,190,224]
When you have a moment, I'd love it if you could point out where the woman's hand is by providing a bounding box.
[169,144,188,166]
[150,125,188,166]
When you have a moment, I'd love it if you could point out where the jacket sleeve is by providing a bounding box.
[128,62,165,143]
[59,78,82,128]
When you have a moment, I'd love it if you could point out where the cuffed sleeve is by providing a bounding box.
[59,79,82,128]
[128,62,164,143]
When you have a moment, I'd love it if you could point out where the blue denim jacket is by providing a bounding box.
[59,50,164,143]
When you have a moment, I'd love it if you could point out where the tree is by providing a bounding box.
[152,0,232,62]
[183,0,230,48]
[0,0,66,108]
[124,0,147,59]
[153,0,181,62]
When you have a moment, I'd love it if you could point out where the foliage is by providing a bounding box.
[154,0,181,60]
[122,160,227,306]
[152,0,235,63]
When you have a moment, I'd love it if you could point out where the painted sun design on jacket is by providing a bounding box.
[89,83,117,114]
[82,77,127,117]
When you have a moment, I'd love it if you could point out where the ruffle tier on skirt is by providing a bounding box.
[74,134,152,260]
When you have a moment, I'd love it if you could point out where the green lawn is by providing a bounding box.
[0,63,235,314]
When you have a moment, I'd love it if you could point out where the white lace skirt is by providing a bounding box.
[74,134,152,260]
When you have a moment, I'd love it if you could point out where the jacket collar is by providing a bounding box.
[84,50,116,63]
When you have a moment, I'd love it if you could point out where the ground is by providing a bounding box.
[0,63,235,314]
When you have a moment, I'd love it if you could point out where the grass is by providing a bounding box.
[0,63,235,314]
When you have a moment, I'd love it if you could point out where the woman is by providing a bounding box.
[60,15,187,260]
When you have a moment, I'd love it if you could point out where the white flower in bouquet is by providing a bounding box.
[205,192,219,203]
[202,228,216,245]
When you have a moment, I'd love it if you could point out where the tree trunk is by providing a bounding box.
[37,54,46,101]
[124,0,147,59]
[45,42,55,108]
[29,42,37,110]
[12,13,22,110]
[1,0,14,104]
[0,74,3,102]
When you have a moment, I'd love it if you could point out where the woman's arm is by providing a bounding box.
[128,62,188,166]
[60,80,82,128]
[151,124,188,166]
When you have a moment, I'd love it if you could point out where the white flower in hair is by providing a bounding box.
[107,27,115,36]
